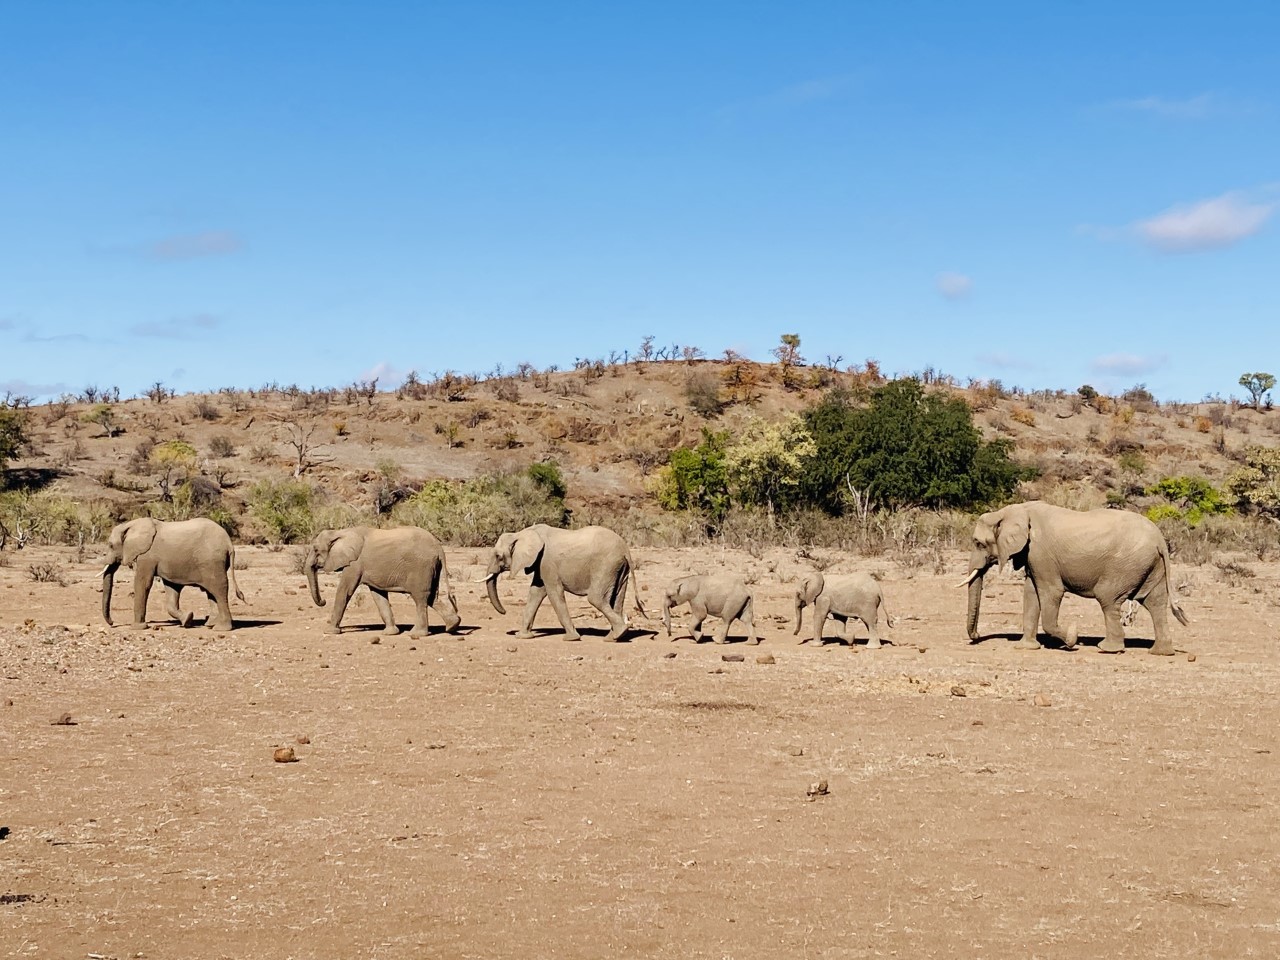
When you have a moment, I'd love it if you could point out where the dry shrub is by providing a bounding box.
[1010,406,1036,426]
[1194,416,1212,433]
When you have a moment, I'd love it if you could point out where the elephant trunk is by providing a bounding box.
[304,547,326,607]
[662,599,672,636]
[793,594,804,635]
[485,572,506,616]
[101,562,118,626]
[966,568,986,640]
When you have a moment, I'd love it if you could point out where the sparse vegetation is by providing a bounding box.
[1238,372,1275,412]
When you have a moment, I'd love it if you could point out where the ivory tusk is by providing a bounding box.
[955,569,982,588]
[100,565,111,578]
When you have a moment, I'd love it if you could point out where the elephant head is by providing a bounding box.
[961,504,1030,639]
[304,528,368,607]
[792,572,824,635]
[101,517,160,626]
[483,527,545,616]
[661,576,698,636]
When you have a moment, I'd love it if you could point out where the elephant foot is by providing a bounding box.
[1148,641,1175,656]
[865,641,882,650]
[178,611,194,628]
[561,633,583,642]
[442,618,461,634]
[1098,636,1126,654]
[749,638,761,645]
[209,620,233,633]
[324,624,344,636]
[408,628,429,639]
[1011,637,1043,651]
[382,626,403,637]
[1062,625,1079,650]
[515,630,537,639]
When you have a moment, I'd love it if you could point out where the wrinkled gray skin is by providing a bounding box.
[101,517,244,632]
[794,572,894,648]
[662,573,757,644]
[963,501,1187,655]
[305,526,460,637]
[484,524,644,641]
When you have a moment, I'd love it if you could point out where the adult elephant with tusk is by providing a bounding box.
[101,517,244,631]
[484,524,644,641]
[963,501,1187,655]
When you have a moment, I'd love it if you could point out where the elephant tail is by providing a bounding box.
[881,595,896,630]
[229,548,246,603]
[1159,541,1189,626]
[628,559,647,618]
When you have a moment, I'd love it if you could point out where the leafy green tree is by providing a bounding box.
[724,416,815,512]
[1238,372,1275,411]
[1225,446,1280,515]
[801,379,1029,511]
[1144,476,1231,526]
[652,429,731,522]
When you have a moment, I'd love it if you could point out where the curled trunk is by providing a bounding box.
[966,573,984,639]
[101,564,118,626]
[486,573,506,615]
[304,548,326,607]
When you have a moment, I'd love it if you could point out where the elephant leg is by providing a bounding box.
[133,560,158,626]
[711,613,731,645]
[370,589,402,636]
[407,589,432,638]
[205,575,234,632]
[1037,584,1077,649]
[162,581,194,628]
[588,584,628,641]
[1097,600,1127,654]
[517,584,550,639]
[690,601,709,642]
[864,615,882,650]
[326,570,361,635]
[545,587,583,641]
[742,598,758,644]
[1012,578,1043,650]
[1140,584,1176,656]
[811,598,831,646]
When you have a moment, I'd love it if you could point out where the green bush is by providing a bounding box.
[1144,476,1231,526]
[0,405,28,480]
[652,430,731,523]
[246,479,322,544]
[391,464,569,546]
[800,379,1030,512]
[0,491,117,545]
[1225,446,1280,515]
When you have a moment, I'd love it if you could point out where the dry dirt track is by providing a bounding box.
[2,544,1278,959]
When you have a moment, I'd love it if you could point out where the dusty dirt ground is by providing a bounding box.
[2,543,1278,959]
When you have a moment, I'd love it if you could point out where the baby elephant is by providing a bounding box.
[794,572,895,648]
[662,574,757,644]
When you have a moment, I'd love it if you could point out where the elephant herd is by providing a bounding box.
[97,501,1190,655]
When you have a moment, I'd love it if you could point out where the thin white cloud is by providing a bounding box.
[1107,93,1214,119]
[936,272,973,300]
[1134,191,1275,253]
[359,361,407,385]
[130,314,221,340]
[976,352,1034,370]
[147,230,244,261]
[23,330,89,343]
[1,378,68,398]
[1091,353,1168,376]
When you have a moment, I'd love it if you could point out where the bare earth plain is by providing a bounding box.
[2,541,1278,959]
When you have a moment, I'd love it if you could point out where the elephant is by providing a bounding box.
[961,500,1188,655]
[483,524,644,641]
[305,526,460,637]
[101,517,244,631]
[662,574,757,644]
[794,572,894,648]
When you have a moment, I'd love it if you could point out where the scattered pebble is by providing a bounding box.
[662,652,677,659]
[709,667,726,674]
[756,653,776,665]
[273,746,299,763]
[295,734,311,745]
[3,698,12,708]
[722,653,745,663]
[786,745,804,757]
[506,645,518,653]
[1033,693,1052,708]
[1187,654,1197,662]
[806,779,829,800]
[50,713,76,726]
[972,720,984,726]
[917,646,928,654]
[950,685,967,698]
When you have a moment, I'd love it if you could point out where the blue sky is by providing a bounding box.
[3,0,1278,402]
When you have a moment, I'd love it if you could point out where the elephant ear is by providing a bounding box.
[803,572,825,602]
[324,530,364,572]
[122,518,158,565]
[510,529,545,574]
[996,508,1031,568]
